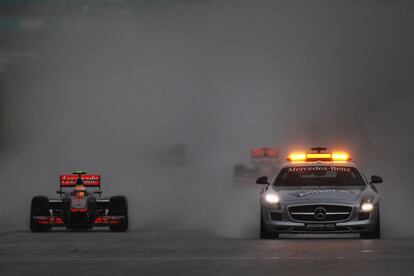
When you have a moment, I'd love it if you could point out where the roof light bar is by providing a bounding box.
[331,152,351,161]
[287,153,307,161]
[287,148,352,162]
[306,153,332,160]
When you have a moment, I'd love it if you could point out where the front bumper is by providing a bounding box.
[262,204,379,234]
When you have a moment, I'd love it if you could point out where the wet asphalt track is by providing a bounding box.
[1,229,414,276]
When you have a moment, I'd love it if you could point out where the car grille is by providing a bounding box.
[288,204,352,222]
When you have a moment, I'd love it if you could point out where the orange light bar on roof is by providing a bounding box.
[306,153,332,160]
[287,153,307,161]
[332,152,352,161]
[287,150,352,161]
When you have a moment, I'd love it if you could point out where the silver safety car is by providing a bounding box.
[257,147,382,239]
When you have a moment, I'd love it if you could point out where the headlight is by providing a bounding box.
[360,202,374,212]
[264,193,280,208]
[265,194,279,204]
[360,197,374,212]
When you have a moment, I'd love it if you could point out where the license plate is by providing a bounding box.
[305,223,336,230]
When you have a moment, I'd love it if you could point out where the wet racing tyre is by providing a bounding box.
[360,210,381,239]
[30,196,51,232]
[234,164,247,178]
[108,196,128,232]
[260,209,279,239]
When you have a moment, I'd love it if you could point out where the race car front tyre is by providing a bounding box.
[360,210,381,239]
[260,210,279,239]
[30,196,51,232]
[108,196,128,232]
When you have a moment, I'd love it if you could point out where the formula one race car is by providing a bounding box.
[234,147,280,186]
[257,147,382,239]
[30,171,128,232]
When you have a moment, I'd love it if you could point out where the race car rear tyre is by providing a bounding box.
[234,164,247,178]
[30,196,51,232]
[108,196,128,232]
[360,210,381,239]
[260,211,279,239]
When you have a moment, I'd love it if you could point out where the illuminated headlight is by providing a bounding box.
[264,194,280,208]
[360,202,374,212]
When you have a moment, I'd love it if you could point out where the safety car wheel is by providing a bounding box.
[360,210,381,239]
[260,209,279,239]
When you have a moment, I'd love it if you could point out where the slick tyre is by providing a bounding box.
[108,196,128,232]
[260,210,279,239]
[360,210,381,239]
[30,196,51,232]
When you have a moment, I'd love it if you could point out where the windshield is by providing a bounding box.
[273,166,366,186]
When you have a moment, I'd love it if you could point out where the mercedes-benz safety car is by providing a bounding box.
[257,147,382,239]
[234,147,280,186]
[30,171,128,232]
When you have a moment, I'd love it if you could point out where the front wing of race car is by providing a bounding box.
[30,197,128,230]
[33,215,126,227]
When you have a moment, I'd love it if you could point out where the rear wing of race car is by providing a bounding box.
[57,173,102,197]
[251,147,279,159]
[59,174,101,187]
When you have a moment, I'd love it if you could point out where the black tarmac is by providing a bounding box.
[1,230,413,276]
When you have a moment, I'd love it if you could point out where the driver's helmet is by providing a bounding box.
[74,184,87,198]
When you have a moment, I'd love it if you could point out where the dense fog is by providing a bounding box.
[0,0,413,237]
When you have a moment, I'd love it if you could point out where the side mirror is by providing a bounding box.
[256,176,269,185]
[370,175,383,184]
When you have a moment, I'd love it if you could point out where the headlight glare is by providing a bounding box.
[264,194,280,206]
[361,202,374,212]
